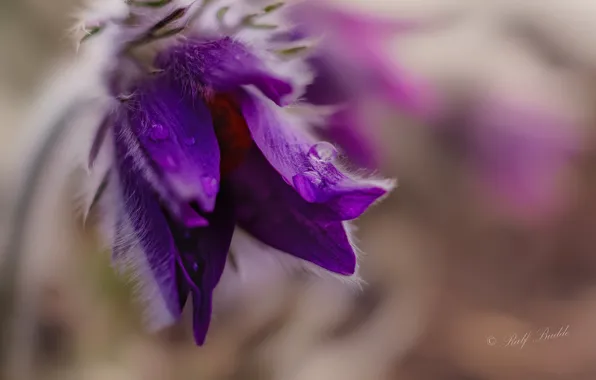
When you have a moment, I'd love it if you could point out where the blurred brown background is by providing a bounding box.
[4,0,596,379]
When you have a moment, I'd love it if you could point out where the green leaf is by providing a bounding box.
[128,0,174,7]
[216,6,230,22]
[263,2,284,13]
[248,23,278,30]
[276,46,309,56]
[150,7,187,32]
[81,26,103,43]
[241,14,278,30]
[151,25,186,39]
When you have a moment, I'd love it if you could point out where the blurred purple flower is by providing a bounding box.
[80,1,393,345]
[468,99,581,224]
[280,0,437,167]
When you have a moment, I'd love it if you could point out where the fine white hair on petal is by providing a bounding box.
[240,37,315,102]
[116,118,186,218]
[74,131,114,224]
[283,102,399,198]
[94,173,119,249]
[70,0,132,52]
[283,103,342,123]
[54,91,117,224]
[80,115,176,331]
[74,0,315,101]
[103,174,178,331]
[72,0,197,52]
[192,0,283,37]
[187,0,315,101]
[125,0,197,34]
[114,220,178,331]
[19,22,115,166]
[72,0,129,29]
[22,52,116,227]
[245,89,397,200]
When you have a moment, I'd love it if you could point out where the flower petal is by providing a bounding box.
[127,76,221,211]
[470,99,581,223]
[314,107,378,169]
[114,115,208,228]
[237,89,393,220]
[228,147,357,275]
[113,127,184,327]
[166,188,236,345]
[288,1,436,117]
[156,37,292,106]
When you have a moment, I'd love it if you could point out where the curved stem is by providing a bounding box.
[0,99,86,380]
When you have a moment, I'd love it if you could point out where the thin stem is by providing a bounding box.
[0,99,87,380]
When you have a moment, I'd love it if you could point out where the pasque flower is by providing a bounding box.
[465,96,581,224]
[78,0,393,345]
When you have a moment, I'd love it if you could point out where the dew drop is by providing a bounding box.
[302,170,322,185]
[183,137,196,146]
[201,175,218,197]
[149,124,170,141]
[192,262,199,272]
[308,141,337,162]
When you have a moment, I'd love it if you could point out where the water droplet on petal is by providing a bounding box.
[302,170,322,185]
[201,175,218,197]
[308,142,337,162]
[192,262,199,272]
[149,124,170,141]
[183,137,196,146]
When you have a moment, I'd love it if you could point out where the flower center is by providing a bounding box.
[207,94,253,176]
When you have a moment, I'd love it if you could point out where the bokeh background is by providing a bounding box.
[4,0,596,379]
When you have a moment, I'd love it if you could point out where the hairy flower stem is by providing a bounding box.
[0,100,88,380]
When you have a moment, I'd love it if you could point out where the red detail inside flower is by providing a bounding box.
[207,94,253,176]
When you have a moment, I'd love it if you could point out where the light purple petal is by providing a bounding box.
[302,56,350,106]
[167,189,236,345]
[288,1,418,39]
[237,89,392,220]
[127,76,220,212]
[470,100,581,222]
[289,1,436,118]
[309,44,434,118]
[113,126,184,322]
[228,147,357,275]
[156,37,292,106]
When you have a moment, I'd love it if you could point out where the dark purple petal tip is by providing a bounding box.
[166,188,236,345]
[228,147,358,275]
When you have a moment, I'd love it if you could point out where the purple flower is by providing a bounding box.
[81,2,393,345]
[467,98,581,224]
